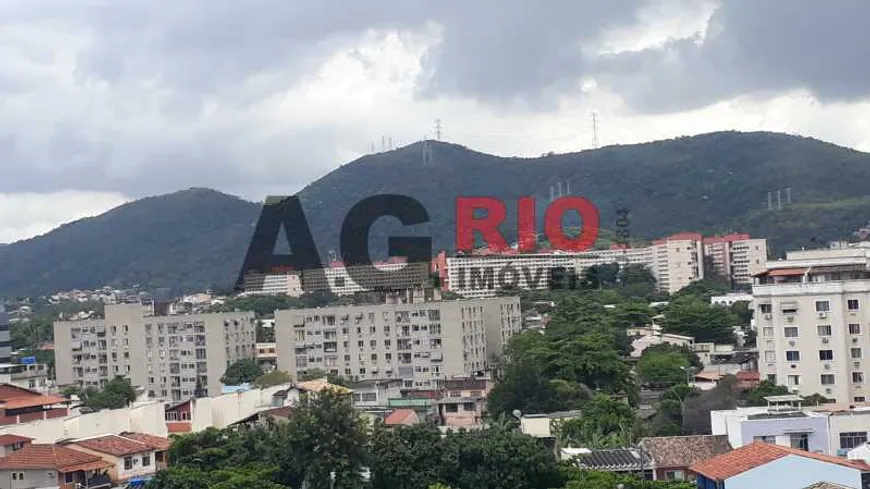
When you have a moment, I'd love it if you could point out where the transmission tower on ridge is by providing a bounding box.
[591,112,599,149]
[435,119,442,141]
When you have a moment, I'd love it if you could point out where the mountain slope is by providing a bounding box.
[2,131,870,296]
[0,188,260,296]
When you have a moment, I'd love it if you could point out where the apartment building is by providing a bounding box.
[754,244,870,402]
[704,234,768,286]
[650,233,705,294]
[275,294,521,389]
[241,260,431,297]
[0,306,10,364]
[441,233,766,297]
[54,302,257,401]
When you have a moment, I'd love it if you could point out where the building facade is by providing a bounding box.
[754,245,870,402]
[275,296,521,389]
[54,302,257,401]
[0,306,10,364]
[704,234,768,286]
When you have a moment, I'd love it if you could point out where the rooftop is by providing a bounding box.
[384,409,418,426]
[0,434,32,445]
[0,444,113,472]
[638,435,732,469]
[574,448,653,471]
[73,433,168,457]
[690,441,869,481]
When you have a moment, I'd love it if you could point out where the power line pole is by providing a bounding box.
[435,119,442,141]
[591,112,599,149]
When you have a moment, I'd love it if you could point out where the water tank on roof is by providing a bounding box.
[20,356,36,365]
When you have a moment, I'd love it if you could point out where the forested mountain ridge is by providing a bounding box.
[1,131,869,296]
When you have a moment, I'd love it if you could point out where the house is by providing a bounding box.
[519,410,583,439]
[734,370,760,391]
[690,441,870,489]
[436,378,491,429]
[638,435,732,481]
[0,444,113,489]
[0,435,31,457]
[0,384,69,425]
[383,409,420,428]
[350,379,403,409]
[570,448,653,478]
[67,432,171,485]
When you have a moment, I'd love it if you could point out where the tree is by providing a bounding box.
[298,368,350,387]
[67,376,137,411]
[802,393,834,406]
[253,370,293,389]
[730,301,754,326]
[663,298,737,343]
[555,395,640,448]
[221,359,263,386]
[270,389,369,489]
[636,350,690,387]
[746,380,790,406]
[561,467,694,489]
[682,375,740,434]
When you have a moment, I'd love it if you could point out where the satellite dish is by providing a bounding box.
[512,409,522,419]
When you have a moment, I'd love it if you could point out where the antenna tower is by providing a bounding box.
[435,119,442,141]
[591,112,599,149]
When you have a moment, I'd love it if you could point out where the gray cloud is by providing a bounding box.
[597,0,870,113]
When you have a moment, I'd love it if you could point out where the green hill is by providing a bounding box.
[0,131,869,296]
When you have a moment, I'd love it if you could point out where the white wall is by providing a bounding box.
[726,455,861,489]
[115,450,158,480]
[190,384,293,431]
[828,412,870,455]
[0,402,167,443]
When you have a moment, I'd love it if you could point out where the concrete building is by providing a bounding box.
[0,306,10,364]
[66,432,170,485]
[255,342,278,372]
[275,295,521,389]
[0,364,49,393]
[441,234,767,298]
[53,302,257,401]
[650,233,705,294]
[704,234,768,286]
[711,292,755,307]
[0,444,113,489]
[754,245,870,402]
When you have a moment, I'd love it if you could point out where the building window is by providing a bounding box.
[759,304,773,314]
[762,327,774,337]
[817,325,832,336]
[766,374,776,383]
[856,397,867,402]
[840,432,868,449]
[142,455,151,466]
[787,375,801,386]
[784,327,799,338]
[821,374,836,385]
[786,351,801,362]
[764,351,776,362]
[753,435,775,443]
[664,470,685,480]
[816,301,830,312]
[849,299,860,311]
[852,348,863,359]
[819,350,833,361]
[854,372,864,384]
[125,457,133,470]
[790,433,809,451]
[851,324,862,335]
[463,402,476,411]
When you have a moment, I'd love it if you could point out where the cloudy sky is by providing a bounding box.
[2,0,870,242]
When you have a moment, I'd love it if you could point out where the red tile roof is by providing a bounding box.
[735,370,761,381]
[384,409,418,426]
[0,444,111,472]
[73,435,152,457]
[119,432,172,451]
[1,394,69,410]
[690,442,868,480]
[0,434,32,445]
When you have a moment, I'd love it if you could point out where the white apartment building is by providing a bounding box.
[54,302,257,401]
[242,261,431,297]
[754,245,870,403]
[650,233,705,294]
[274,294,522,389]
[704,234,768,286]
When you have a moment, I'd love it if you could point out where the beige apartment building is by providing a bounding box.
[754,243,870,403]
[275,294,521,389]
[54,302,256,401]
[650,233,705,294]
[704,234,768,286]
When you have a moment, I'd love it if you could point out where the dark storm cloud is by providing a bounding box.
[597,0,870,113]
[0,0,648,198]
